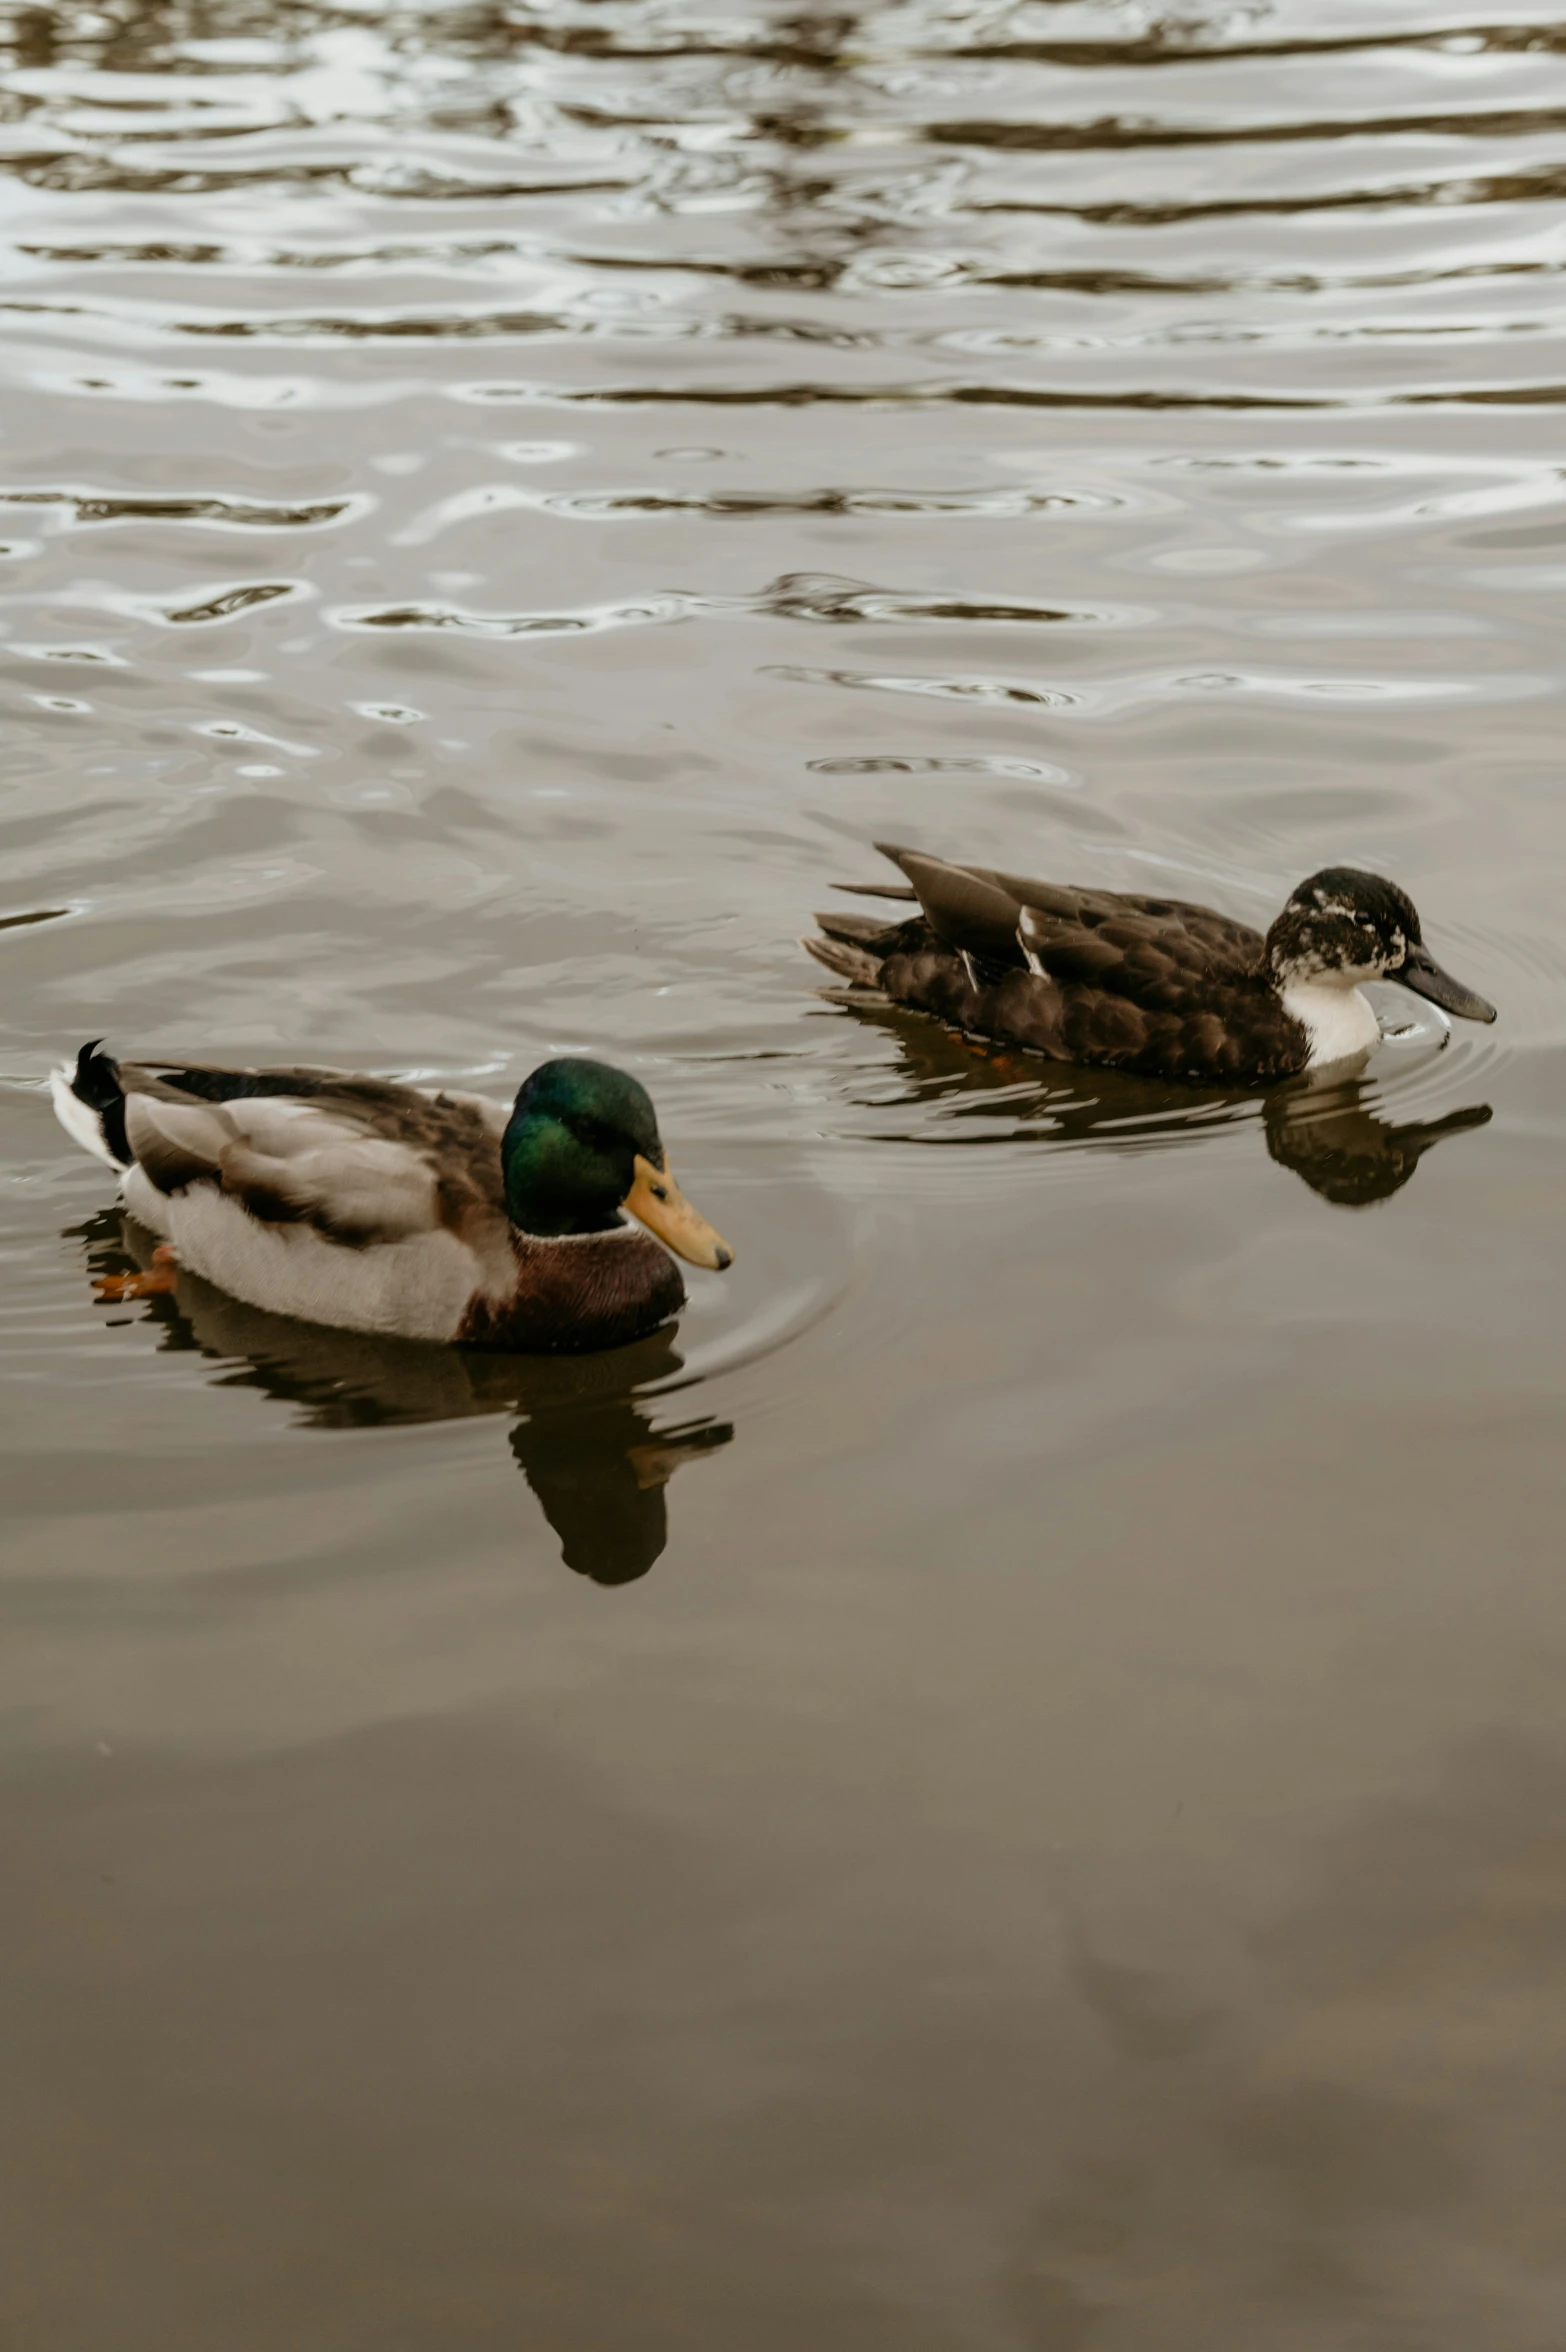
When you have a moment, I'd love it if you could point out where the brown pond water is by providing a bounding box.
[3,0,1566,2342]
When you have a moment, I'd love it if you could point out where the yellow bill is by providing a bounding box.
[622,1153,733,1271]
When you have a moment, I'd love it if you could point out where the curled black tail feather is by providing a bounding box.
[72,1039,132,1165]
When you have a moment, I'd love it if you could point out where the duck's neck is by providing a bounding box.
[1279,975,1383,1069]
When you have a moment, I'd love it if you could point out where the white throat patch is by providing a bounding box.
[1281,977,1383,1069]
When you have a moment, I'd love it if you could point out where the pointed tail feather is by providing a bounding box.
[812,909,897,948]
[801,932,885,988]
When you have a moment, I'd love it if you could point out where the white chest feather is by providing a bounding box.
[1280,979,1383,1070]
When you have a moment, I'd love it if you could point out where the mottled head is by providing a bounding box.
[1266,867,1496,1022]
[501,1058,733,1268]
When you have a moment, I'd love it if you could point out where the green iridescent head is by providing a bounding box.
[501,1058,733,1269]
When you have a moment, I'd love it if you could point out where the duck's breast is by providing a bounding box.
[460,1227,685,1353]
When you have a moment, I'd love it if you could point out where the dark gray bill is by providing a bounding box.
[1395,941,1497,1023]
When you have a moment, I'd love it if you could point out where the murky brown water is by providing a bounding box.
[4,0,1566,2340]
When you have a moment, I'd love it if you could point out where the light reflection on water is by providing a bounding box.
[2,0,1565,2340]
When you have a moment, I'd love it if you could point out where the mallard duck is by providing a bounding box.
[804,843,1496,1084]
[52,1046,732,1350]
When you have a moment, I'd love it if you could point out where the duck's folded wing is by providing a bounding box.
[1002,879,1261,972]
[125,1091,444,1243]
[874,847,1032,968]
[875,842,1265,1004]
[437,1088,511,1143]
[1015,902,1246,1012]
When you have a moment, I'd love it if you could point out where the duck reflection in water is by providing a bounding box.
[1261,1090,1491,1207]
[838,1007,1490,1206]
[77,1213,732,1586]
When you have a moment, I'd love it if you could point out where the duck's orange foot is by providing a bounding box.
[94,1245,178,1301]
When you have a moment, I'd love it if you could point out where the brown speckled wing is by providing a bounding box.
[979,872,1265,973]
[876,844,1265,990]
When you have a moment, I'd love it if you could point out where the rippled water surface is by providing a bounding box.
[4,0,1566,2341]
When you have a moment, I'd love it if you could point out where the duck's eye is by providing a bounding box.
[651,1182,668,1202]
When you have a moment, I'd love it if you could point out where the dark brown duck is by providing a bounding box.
[804,844,1497,1085]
